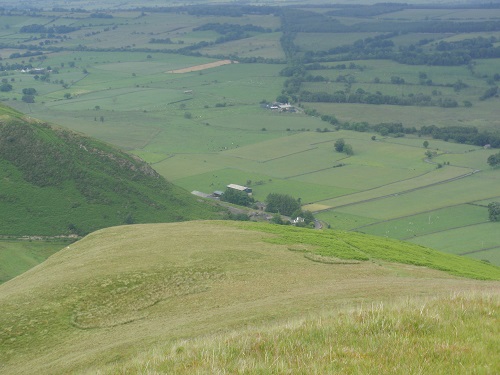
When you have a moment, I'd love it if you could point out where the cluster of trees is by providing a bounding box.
[0,62,33,72]
[419,125,500,148]
[265,193,301,216]
[265,193,315,227]
[89,13,113,19]
[21,87,37,103]
[8,50,43,59]
[220,188,254,207]
[334,138,353,155]
[0,79,12,92]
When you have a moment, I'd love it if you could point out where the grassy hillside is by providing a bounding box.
[0,221,498,374]
[107,293,500,374]
[0,104,221,237]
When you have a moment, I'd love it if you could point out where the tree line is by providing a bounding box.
[20,24,80,34]
[319,119,500,148]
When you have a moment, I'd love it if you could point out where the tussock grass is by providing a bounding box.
[105,292,500,375]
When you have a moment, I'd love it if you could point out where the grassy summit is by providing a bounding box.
[0,221,498,374]
[0,104,220,237]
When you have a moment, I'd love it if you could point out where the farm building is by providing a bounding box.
[227,184,252,194]
[213,190,224,197]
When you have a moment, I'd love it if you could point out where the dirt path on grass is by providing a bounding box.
[166,60,237,73]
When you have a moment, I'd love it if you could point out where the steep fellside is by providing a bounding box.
[0,104,220,236]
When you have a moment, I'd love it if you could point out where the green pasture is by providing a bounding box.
[473,197,500,206]
[199,32,285,60]
[250,179,353,204]
[314,165,473,208]
[465,247,500,266]
[438,8,500,20]
[172,167,347,204]
[141,115,280,154]
[223,130,333,163]
[442,33,500,43]
[242,144,349,178]
[383,8,500,20]
[358,204,489,240]
[294,164,419,193]
[333,172,500,221]
[310,60,478,87]
[152,153,225,180]
[322,134,429,170]
[434,149,499,170]
[45,87,186,111]
[315,211,378,230]
[0,240,66,284]
[473,58,500,77]
[301,81,475,104]
[306,101,500,132]
[18,107,162,150]
[379,137,482,154]
[408,222,500,261]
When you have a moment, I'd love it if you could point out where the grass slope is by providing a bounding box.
[0,240,65,284]
[0,221,498,374]
[109,294,500,375]
[0,104,221,237]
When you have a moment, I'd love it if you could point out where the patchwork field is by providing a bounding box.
[0,3,500,374]
[1,2,499,267]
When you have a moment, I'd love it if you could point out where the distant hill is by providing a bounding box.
[0,104,220,237]
[0,221,498,374]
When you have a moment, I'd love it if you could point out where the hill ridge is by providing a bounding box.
[0,221,498,374]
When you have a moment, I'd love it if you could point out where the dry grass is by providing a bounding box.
[103,292,500,375]
[0,221,498,374]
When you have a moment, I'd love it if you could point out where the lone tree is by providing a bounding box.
[488,202,500,221]
[423,140,429,148]
[334,138,345,152]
